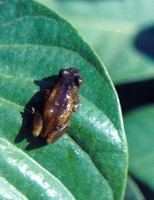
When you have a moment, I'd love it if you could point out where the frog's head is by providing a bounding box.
[59,68,83,87]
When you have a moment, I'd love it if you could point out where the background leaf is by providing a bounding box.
[40,0,154,84]
[124,105,154,191]
[0,0,127,199]
[124,176,145,200]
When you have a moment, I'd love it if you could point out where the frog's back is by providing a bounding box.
[43,82,74,130]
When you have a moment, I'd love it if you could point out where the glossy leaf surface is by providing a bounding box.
[0,0,127,199]
[0,177,27,200]
[0,138,75,200]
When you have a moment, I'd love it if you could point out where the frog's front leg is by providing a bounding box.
[32,108,43,137]
[72,95,80,112]
[46,121,71,144]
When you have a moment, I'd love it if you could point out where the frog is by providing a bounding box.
[32,68,83,144]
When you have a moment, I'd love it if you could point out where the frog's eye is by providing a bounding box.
[74,76,83,86]
[59,69,69,77]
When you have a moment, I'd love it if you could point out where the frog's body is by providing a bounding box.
[32,68,83,144]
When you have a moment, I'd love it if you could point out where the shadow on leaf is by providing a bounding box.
[116,79,154,114]
[135,25,154,59]
[15,75,58,150]
[130,175,154,200]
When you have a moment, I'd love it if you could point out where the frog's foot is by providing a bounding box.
[32,108,43,137]
[46,121,71,144]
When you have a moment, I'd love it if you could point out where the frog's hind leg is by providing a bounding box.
[46,121,71,144]
[32,108,43,137]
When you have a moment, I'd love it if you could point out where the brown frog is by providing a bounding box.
[32,68,83,144]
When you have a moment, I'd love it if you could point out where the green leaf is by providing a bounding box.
[0,138,75,200]
[0,0,128,199]
[124,105,154,191]
[0,177,27,200]
[41,0,154,84]
[124,176,145,200]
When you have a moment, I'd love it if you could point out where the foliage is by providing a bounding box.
[41,0,154,199]
[0,0,128,200]
[1,0,154,199]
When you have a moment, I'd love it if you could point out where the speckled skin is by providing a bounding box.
[32,68,83,144]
